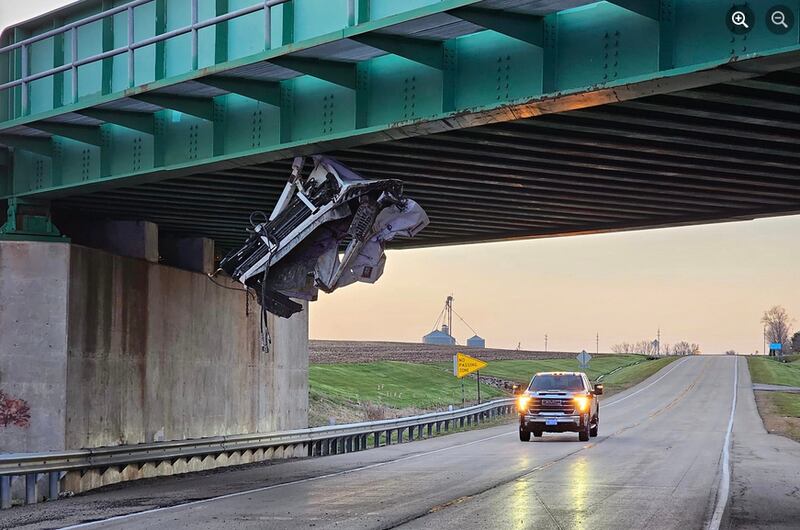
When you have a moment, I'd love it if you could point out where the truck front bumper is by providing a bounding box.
[521,413,589,432]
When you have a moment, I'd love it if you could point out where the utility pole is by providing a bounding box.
[763,324,767,356]
[446,295,453,339]
[657,327,661,356]
[596,333,599,355]
[545,334,548,353]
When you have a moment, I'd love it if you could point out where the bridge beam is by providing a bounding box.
[195,77,281,107]
[351,34,444,70]
[447,7,544,47]
[77,109,155,135]
[270,57,357,90]
[132,94,216,121]
[27,123,103,147]
[606,0,661,20]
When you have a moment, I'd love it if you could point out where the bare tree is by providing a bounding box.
[761,306,793,355]
[633,340,660,356]
[672,341,701,356]
[611,342,634,354]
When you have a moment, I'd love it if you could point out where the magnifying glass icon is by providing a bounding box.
[772,10,789,28]
[732,10,749,28]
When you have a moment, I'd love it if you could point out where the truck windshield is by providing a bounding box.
[529,374,584,392]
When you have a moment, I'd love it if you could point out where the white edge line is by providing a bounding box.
[707,356,739,530]
[59,431,515,529]
[603,357,690,408]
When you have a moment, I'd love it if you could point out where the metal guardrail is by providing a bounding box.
[0,0,305,115]
[0,397,515,509]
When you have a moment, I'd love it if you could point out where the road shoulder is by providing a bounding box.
[728,358,800,529]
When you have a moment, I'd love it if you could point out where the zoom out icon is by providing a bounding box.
[767,5,795,34]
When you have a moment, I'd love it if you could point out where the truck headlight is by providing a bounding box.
[574,395,590,412]
[517,396,531,412]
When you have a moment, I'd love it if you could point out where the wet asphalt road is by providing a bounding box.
[3,356,798,530]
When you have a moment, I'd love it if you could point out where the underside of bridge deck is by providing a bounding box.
[2,0,800,253]
[51,68,800,252]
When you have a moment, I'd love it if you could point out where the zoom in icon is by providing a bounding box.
[727,5,754,34]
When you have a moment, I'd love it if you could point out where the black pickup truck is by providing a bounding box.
[516,372,603,442]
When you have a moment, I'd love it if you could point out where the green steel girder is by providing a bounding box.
[0,134,52,157]
[447,7,545,47]
[77,109,155,135]
[607,0,661,20]
[132,93,215,121]
[351,34,444,70]
[28,122,103,147]
[195,76,281,106]
[269,57,358,90]
[0,197,64,241]
[1,0,800,205]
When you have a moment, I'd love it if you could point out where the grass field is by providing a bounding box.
[477,355,646,385]
[748,356,800,443]
[748,356,800,387]
[598,356,679,396]
[309,361,504,410]
[308,355,679,426]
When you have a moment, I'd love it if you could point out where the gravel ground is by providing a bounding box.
[310,340,586,364]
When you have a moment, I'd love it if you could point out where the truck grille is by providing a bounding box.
[528,398,575,415]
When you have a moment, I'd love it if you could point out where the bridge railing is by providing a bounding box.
[0,397,515,509]
[0,0,304,117]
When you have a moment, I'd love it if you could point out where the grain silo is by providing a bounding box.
[423,324,456,345]
[466,334,485,348]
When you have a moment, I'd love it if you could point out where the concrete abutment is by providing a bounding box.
[0,241,308,467]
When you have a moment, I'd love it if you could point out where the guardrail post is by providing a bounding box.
[346,437,353,453]
[47,471,59,501]
[1,475,11,509]
[25,473,37,504]
[385,430,391,445]
[427,423,433,437]
[373,432,380,448]
[397,428,403,443]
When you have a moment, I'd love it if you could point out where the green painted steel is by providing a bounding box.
[0,0,799,205]
[0,197,66,240]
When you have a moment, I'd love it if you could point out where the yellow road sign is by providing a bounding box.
[454,352,488,378]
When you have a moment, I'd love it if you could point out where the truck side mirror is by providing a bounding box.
[594,384,604,395]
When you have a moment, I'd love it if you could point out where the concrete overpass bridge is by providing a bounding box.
[0,0,799,463]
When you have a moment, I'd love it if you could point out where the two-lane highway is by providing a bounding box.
[4,356,799,530]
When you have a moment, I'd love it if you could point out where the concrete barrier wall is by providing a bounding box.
[0,241,308,453]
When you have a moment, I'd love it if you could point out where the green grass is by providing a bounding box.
[599,356,679,395]
[475,355,646,385]
[309,361,503,409]
[770,392,800,417]
[748,357,800,387]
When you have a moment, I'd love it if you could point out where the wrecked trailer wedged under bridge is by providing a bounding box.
[217,156,429,320]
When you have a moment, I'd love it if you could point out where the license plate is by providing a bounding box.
[545,419,558,426]
[542,399,560,406]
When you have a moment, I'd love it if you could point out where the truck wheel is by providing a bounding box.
[578,423,590,442]
[532,429,543,438]
[590,415,599,437]
[519,427,531,442]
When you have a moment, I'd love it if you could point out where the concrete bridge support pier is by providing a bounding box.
[0,240,308,462]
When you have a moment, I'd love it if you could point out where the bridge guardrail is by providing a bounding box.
[0,397,515,509]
